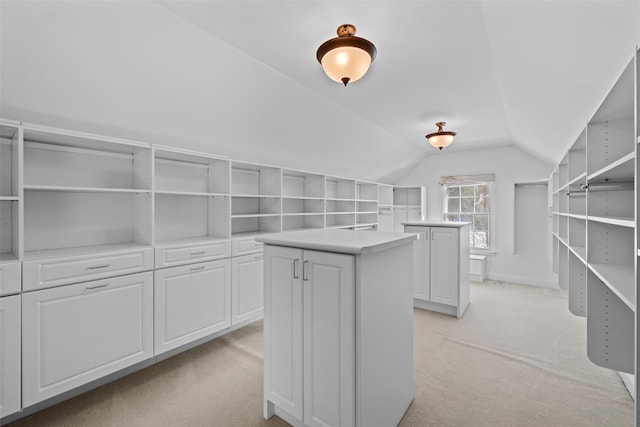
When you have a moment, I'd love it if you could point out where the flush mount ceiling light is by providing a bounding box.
[426,122,456,150]
[316,24,377,86]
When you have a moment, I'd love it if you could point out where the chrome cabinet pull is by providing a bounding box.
[293,259,299,279]
[190,251,206,256]
[190,266,205,272]
[303,260,309,281]
[86,283,109,290]
[87,264,110,270]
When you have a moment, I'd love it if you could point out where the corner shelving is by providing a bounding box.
[22,124,153,259]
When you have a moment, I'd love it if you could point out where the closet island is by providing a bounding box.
[258,228,416,427]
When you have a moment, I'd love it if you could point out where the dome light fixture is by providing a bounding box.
[426,122,456,150]
[316,24,377,86]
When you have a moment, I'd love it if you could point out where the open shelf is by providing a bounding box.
[23,185,151,194]
[326,177,355,200]
[587,263,635,311]
[282,169,324,199]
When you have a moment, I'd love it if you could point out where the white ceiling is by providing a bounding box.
[1,1,639,182]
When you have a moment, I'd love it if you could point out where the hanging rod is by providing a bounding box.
[565,190,586,197]
[582,181,634,192]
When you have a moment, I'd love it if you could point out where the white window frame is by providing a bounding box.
[441,175,496,254]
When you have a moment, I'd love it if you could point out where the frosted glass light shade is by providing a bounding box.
[426,122,456,150]
[316,24,377,86]
[428,134,455,149]
[320,46,372,85]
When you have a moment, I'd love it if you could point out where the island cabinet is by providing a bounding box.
[258,229,416,427]
[404,222,470,319]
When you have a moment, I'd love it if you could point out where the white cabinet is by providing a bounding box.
[154,259,231,355]
[262,229,414,427]
[232,253,264,325]
[263,247,357,426]
[0,261,21,296]
[22,271,153,407]
[0,295,20,418]
[405,223,470,318]
[264,246,354,426]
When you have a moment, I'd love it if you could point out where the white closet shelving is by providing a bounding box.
[231,161,282,238]
[392,186,426,232]
[325,176,356,229]
[0,120,21,265]
[377,184,393,231]
[551,50,637,405]
[355,181,379,229]
[281,169,325,232]
[21,124,153,261]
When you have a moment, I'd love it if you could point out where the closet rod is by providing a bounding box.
[582,181,634,191]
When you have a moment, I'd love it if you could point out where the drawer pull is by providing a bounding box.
[190,266,206,272]
[254,256,263,261]
[190,251,206,256]
[87,264,110,270]
[86,283,109,290]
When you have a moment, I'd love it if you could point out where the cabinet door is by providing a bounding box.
[303,250,355,427]
[264,245,304,419]
[154,259,231,355]
[0,295,20,418]
[22,272,153,407]
[405,227,430,300]
[392,206,407,232]
[430,228,459,306]
[232,253,264,325]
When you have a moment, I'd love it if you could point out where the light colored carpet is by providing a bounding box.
[7,281,634,427]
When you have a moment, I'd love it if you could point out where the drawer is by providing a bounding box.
[23,247,154,291]
[232,237,264,256]
[155,240,231,268]
[0,261,21,296]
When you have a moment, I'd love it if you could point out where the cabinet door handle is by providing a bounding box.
[293,259,299,278]
[86,283,109,290]
[303,260,309,281]
[87,264,110,270]
[190,251,206,256]
[190,266,205,272]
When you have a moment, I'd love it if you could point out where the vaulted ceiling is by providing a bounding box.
[1,1,638,182]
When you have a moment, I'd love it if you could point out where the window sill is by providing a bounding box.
[471,250,495,256]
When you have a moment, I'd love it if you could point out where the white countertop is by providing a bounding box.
[256,229,416,255]
[402,221,471,228]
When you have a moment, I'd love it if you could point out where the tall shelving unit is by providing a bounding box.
[551,50,638,414]
[355,181,379,229]
[392,186,426,232]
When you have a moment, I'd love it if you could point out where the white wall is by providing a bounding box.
[396,145,558,288]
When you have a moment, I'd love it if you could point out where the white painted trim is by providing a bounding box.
[487,272,559,289]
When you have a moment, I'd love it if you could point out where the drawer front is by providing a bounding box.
[232,237,264,256]
[0,262,21,296]
[155,240,231,268]
[22,272,153,407]
[23,248,154,291]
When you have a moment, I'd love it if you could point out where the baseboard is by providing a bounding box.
[619,371,635,401]
[487,272,558,289]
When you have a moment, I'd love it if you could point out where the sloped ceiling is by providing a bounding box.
[1,1,638,182]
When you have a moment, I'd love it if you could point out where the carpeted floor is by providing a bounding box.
[7,281,634,427]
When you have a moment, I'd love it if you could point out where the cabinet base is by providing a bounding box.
[414,298,468,319]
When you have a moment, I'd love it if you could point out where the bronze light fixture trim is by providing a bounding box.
[316,24,377,86]
[426,122,457,150]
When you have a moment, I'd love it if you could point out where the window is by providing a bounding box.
[441,175,495,252]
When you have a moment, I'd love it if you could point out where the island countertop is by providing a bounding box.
[403,220,471,228]
[256,228,416,255]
